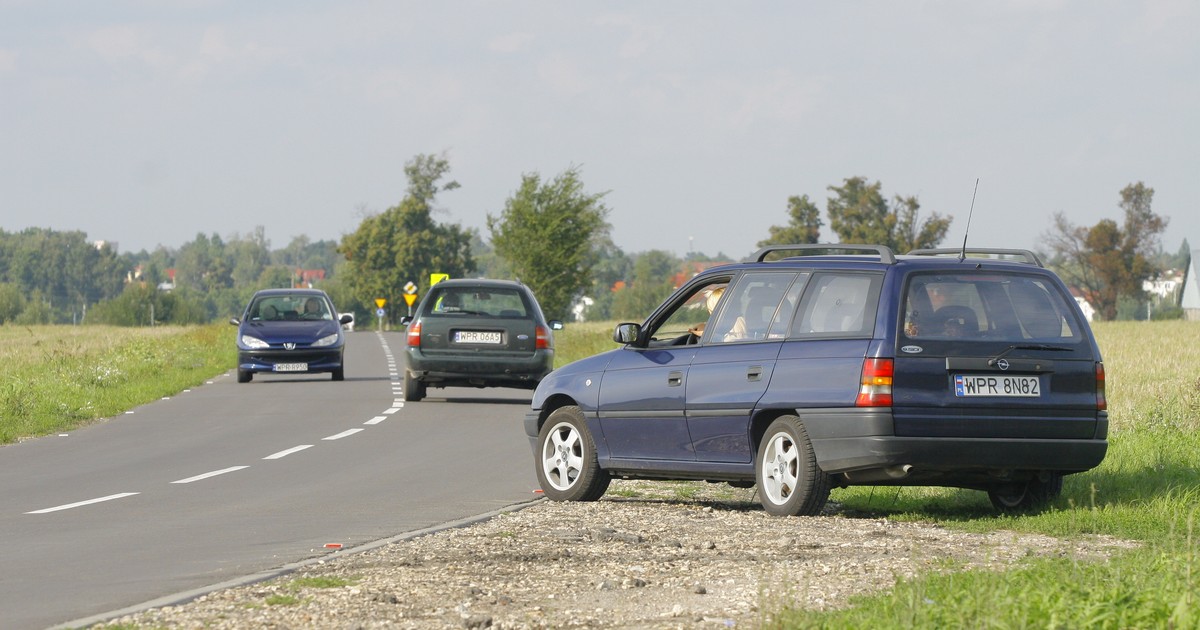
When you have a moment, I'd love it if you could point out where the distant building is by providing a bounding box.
[295,269,326,288]
[1182,250,1200,321]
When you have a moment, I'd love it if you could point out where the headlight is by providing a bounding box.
[312,333,339,347]
[240,335,269,349]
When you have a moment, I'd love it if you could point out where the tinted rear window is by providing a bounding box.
[902,273,1082,342]
[425,287,529,318]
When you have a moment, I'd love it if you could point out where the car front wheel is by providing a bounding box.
[536,406,610,502]
[988,473,1063,513]
[237,369,252,383]
[756,416,831,517]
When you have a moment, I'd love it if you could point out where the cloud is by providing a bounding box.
[86,24,173,69]
[489,32,533,54]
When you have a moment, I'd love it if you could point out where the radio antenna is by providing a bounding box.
[959,178,979,262]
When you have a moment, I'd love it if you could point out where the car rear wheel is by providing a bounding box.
[237,369,252,383]
[536,406,610,502]
[988,473,1063,513]
[756,416,831,516]
[403,370,425,401]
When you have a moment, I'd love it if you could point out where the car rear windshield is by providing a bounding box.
[902,272,1083,342]
[425,287,529,318]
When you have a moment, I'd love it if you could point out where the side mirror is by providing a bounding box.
[339,314,353,325]
[613,322,641,345]
[549,320,564,330]
[400,315,414,325]
[229,317,240,326]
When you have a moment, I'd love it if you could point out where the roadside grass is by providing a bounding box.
[0,324,234,445]
[556,319,1200,628]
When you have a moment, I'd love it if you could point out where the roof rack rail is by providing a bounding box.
[906,248,1044,267]
[748,243,897,265]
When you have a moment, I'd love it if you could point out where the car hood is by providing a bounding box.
[240,320,342,344]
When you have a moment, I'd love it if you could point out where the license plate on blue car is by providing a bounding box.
[274,362,308,372]
[954,374,1040,397]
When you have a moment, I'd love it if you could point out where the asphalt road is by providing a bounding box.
[0,330,541,630]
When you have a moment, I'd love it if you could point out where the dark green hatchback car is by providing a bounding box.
[400,278,562,402]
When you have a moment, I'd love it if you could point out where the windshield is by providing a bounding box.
[248,294,333,322]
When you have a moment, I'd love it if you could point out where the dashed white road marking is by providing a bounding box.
[323,428,364,441]
[264,445,314,460]
[171,466,250,484]
[26,492,140,514]
[364,416,387,425]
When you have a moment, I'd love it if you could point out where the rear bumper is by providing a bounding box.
[406,348,553,388]
[801,408,1108,480]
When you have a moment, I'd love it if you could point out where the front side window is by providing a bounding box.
[902,273,1082,342]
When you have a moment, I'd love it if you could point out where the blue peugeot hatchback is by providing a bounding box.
[525,245,1108,515]
[230,288,353,383]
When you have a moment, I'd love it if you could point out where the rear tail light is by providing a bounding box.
[1096,362,1107,411]
[856,358,894,407]
[535,324,553,350]
[407,321,422,347]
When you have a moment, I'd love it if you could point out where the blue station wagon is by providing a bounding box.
[525,245,1108,515]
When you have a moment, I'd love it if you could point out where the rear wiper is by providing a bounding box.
[988,344,1072,367]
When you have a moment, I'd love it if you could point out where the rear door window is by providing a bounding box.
[902,273,1082,342]
[792,272,883,338]
[706,272,807,343]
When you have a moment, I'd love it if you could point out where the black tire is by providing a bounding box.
[332,365,344,381]
[535,406,610,502]
[237,369,252,383]
[988,473,1063,513]
[755,416,832,516]
[403,370,425,402]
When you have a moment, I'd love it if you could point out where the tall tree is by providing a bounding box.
[487,166,611,320]
[758,194,822,248]
[339,153,475,322]
[1042,181,1168,321]
[826,176,951,251]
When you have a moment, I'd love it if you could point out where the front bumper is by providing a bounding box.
[238,348,343,374]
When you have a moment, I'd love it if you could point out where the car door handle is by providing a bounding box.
[747,365,763,382]
[668,370,683,387]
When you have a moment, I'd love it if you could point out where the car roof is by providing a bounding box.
[697,245,1049,277]
[251,288,330,298]
[429,278,530,290]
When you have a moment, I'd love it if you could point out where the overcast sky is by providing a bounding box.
[3,1,1196,262]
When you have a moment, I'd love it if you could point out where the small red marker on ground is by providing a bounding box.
[533,489,544,494]
[324,543,343,549]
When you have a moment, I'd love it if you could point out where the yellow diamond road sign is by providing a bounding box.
[375,298,386,308]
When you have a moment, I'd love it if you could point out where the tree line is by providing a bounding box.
[0,154,1184,327]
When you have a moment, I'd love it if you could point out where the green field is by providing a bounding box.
[3,320,1198,627]
[0,324,234,444]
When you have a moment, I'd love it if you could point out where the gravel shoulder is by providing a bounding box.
[102,481,1135,629]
